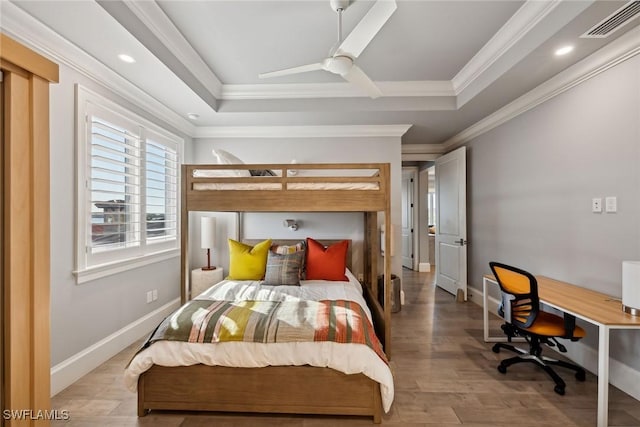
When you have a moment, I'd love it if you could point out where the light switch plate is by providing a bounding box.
[592,198,602,213]
[606,196,617,213]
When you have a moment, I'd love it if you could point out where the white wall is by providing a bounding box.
[190,137,403,277]
[466,53,640,368]
[49,63,191,369]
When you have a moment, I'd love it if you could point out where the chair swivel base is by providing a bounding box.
[492,342,586,395]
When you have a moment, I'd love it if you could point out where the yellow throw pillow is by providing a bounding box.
[227,239,272,280]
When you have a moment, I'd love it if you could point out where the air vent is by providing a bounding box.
[581,1,640,38]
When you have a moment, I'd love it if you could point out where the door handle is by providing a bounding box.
[455,239,468,246]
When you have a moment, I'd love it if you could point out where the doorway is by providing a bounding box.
[427,166,436,269]
[401,168,417,270]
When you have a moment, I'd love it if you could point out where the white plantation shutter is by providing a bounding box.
[77,88,181,277]
[145,131,178,246]
[89,117,142,258]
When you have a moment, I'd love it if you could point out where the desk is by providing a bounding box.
[483,274,640,427]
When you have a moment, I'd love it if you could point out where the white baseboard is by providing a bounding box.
[418,262,431,272]
[50,298,180,396]
[467,286,640,401]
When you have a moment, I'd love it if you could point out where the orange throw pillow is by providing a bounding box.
[305,238,348,281]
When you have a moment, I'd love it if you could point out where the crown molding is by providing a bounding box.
[221,80,454,100]
[402,144,445,155]
[442,24,640,150]
[194,124,413,139]
[451,0,561,94]
[122,0,223,98]
[0,2,195,137]
[401,153,441,162]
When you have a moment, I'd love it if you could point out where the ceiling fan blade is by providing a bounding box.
[343,64,382,99]
[335,0,397,59]
[258,62,324,79]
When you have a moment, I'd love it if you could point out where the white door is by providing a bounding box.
[401,170,414,269]
[435,147,467,300]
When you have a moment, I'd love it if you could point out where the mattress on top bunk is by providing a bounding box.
[192,182,379,191]
[191,168,380,191]
[123,269,394,412]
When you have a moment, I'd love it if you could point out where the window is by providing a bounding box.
[75,86,181,283]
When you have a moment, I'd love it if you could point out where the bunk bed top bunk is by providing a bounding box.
[182,162,390,212]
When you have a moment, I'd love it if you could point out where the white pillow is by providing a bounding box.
[212,149,243,165]
[209,149,250,177]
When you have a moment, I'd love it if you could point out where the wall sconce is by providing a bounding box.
[283,219,299,231]
[201,216,217,270]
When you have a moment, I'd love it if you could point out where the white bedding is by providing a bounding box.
[192,168,380,191]
[124,270,394,412]
[192,182,380,191]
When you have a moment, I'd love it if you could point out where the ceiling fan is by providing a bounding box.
[258,0,397,99]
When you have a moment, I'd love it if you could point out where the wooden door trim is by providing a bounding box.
[0,34,59,83]
[2,33,58,426]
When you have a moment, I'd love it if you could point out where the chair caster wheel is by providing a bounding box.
[575,371,586,381]
[492,344,500,353]
[554,385,565,395]
[497,364,507,374]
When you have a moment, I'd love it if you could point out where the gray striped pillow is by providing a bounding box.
[263,249,305,286]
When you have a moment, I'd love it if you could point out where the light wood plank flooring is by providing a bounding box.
[51,270,640,426]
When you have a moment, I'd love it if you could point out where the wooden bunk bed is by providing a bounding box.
[135,162,393,423]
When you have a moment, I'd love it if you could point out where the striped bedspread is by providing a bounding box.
[144,299,387,363]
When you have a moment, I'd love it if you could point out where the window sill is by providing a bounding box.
[74,249,180,284]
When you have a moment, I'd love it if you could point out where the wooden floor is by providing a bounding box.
[52,270,640,426]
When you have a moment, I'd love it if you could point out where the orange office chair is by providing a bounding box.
[489,262,586,395]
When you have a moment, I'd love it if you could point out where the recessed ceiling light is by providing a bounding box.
[118,54,136,63]
[187,113,200,120]
[555,45,574,56]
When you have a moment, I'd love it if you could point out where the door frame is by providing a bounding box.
[1,33,58,423]
[0,64,4,418]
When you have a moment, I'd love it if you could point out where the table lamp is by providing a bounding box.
[201,216,216,271]
[622,260,640,316]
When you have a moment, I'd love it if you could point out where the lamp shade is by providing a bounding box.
[622,261,640,315]
[201,217,216,249]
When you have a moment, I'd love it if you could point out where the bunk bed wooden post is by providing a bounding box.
[363,213,370,288]
[382,163,392,360]
[364,212,379,300]
[180,164,189,305]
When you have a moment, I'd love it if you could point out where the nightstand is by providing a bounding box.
[191,267,224,299]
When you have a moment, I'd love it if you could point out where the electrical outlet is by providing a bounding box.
[146,291,153,304]
[592,198,602,213]
[152,289,158,301]
[357,273,364,282]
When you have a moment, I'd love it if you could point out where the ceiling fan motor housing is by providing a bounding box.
[323,56,353,75]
